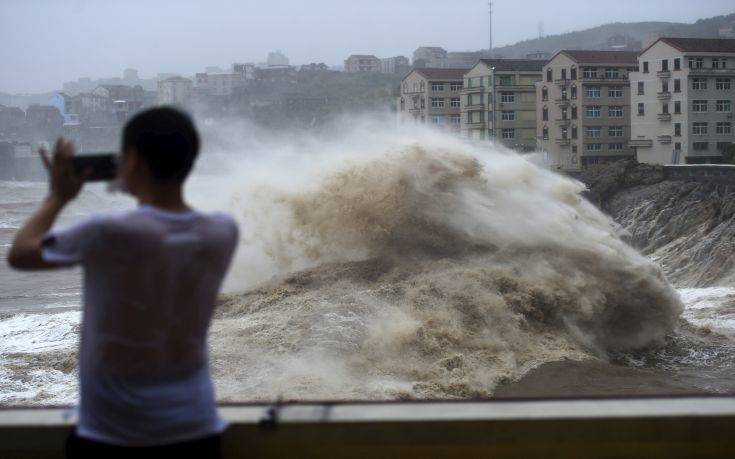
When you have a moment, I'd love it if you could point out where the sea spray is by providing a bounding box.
[208,122,683,400]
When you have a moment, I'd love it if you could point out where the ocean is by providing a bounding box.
[1,124,734,405]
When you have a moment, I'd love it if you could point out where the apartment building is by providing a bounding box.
[344,55,382,73]
[397,68,466,131]
[157,76,193,106]
[630,38,735,164]
[460,59,543,151]
[537,50,639,171]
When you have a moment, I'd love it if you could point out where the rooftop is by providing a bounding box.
[346,55,379,60]
[556,50,640,65]
[412,68,467,80]
[655,37,735,54]
[478,59,544,72]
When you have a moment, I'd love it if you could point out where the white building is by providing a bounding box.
[630,38,735,165]
[157,77,193,106]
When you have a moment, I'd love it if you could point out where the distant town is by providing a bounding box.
[2,14,735,179]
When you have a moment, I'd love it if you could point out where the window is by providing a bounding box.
[716,100,732,112]
[498,75,512,86]
[643,62,649,73]
[583,67,597,78]
[572,144,578,154]
[572,126,578,139]
[661,59,668,71]
[693,141,709,151]
[585,86,600,98]
[586,126,601,138]
[717,141,732,151]
[561,127,568,139]
[609,143,624,151]
[450,98,460,108]
[674,58,681,70]
[675,142,682,152]
[674,101,681,114]
[546,68,552,82]
[662,81,669,93]
[691,57,704,69]
[692,100,707,112]
[542,87,548,101]
[609,126,623,137]
[431,98,444,108]
[716,122,732,135]
[561,69,567,80]
[561,107,568,120]
[502,128,515,139]
[542,126,549,140]
[638,102,645,116]
[637,82,644,95]
[692,78,707,90]
[571,86,577,99]
[431,83,444,91]
[420,98,425,109]
[420,81,425,91]
[604,68,619,79]
[561,87,568,100]
[716,78,731,90]
[542,106,548,121]
[693,122,708,135]
[585,106,601,118]
[431,115,443,124]
[712,58,721,69]
[403,83,408,92]
[674,79,681,92]
[450,82,463,91]
[608,106,623,117]
[586,143,602,151]
[500,92,514,103]
[571,67,577,80]
[608,87,623,98]
[450,114,461,125]
[662,103,669,115]
[571,106,577,120]
[674,123,681,137]
[501,111,515,121]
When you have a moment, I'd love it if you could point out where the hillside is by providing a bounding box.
[491,13,735,58]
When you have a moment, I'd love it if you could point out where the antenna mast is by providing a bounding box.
[488,1,493,56]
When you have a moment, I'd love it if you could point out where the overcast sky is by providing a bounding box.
[2,0,733,93]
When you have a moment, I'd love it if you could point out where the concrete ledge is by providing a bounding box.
[0,396,734,458]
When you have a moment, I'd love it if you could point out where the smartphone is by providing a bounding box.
[72,153,118,182]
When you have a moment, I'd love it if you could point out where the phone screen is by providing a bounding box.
[72,153,118,182]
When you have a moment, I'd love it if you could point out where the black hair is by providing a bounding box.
[122,107,200,182]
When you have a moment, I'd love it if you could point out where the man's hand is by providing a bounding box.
[41,138,85,205]
[7,138,84,270]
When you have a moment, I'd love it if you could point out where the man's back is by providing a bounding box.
[43,205,238,445]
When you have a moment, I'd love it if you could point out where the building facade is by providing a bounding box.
[630,38,735,165]
[397,68,466,131]
[412,47,448,68]
[157,77,193,106]
[537,50,639,171]
[381,56,411,75]
[460,59,543,151]
[344,55,382,73]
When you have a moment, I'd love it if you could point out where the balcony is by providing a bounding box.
[656,70,671,79]
[658,135,673,144]
[464,121,485,129]
[554,78,572,86]
[555,118,571,126]
[461,86,484,94]
[657,113,672,121]
[689,67,735,76]
[463,104,485,110]
[629,138,653,148]
[657,91,672,100]
[580,75,629,83]
[555,98,571,106]
[555,138,571,146]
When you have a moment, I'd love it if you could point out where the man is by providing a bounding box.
[8,107,238,458]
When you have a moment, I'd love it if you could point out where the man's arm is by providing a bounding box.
[7,139,86,270]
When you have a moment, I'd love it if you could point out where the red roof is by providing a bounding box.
[653,37,735,54]
[412,68,467,80]
[556,50,640,65]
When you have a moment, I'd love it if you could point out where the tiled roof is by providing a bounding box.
[413,68,467,80]
[478,59,544,71]
[558,50,640,65]
[657,37,735,53]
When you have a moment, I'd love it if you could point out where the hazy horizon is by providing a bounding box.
[1,0,734,94]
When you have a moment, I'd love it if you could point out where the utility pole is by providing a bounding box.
[488,1,493,57]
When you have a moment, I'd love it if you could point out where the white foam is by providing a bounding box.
[679,287,735,332]
[0,311,80,354]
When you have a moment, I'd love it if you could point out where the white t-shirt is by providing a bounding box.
[42,204,238,446]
